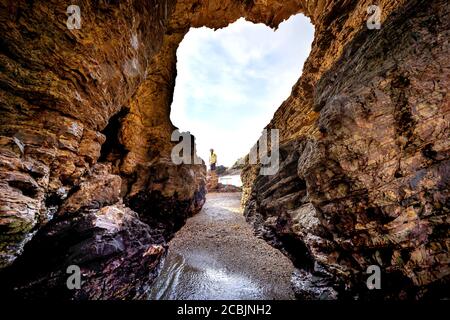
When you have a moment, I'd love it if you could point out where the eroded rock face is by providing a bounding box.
[126,161,206,241]
[0,164,166,299]
[0,0,204,299]
[0,0,448,300]
[0,0,177,269]
[243,0,449,299]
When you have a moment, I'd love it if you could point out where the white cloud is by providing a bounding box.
[171,14,314,167]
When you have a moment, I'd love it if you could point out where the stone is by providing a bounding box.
[242,0,449,300]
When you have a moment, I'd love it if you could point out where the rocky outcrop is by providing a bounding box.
[0,0,205,299]
[0,0,448,300]
[243,0,449,300]
[126,161,206,241]
[0,0,176,269]
[0,163,166,299]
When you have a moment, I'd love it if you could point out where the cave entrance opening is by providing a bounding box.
[169,14,314,190]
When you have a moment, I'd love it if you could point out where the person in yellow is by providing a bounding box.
[209,148,217,171]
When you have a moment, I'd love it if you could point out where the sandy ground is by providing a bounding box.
[149,192,295,300]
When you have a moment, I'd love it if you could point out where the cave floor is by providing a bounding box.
[149,192,295,300]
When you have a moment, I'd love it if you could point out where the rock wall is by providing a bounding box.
[0,0,206,299]
[0,0,448,299]
[243,0,449,299]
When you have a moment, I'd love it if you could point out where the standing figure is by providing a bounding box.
[209,148,217,172]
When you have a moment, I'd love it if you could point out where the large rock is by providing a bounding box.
[243,0,449,300]
[0,165,166,299]
[126,160,206,241]
[0,0,179,269]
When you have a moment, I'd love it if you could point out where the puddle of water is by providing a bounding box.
[149,250,265,300]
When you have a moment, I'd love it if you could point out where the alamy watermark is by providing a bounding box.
[66,5,81,30]
[171,130,203,165]
[245,129,280,176]
[366,265,381,290]
[170,129,280,176]
[66,264,81,290]
[367,5,382,30]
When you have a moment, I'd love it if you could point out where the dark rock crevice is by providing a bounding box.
[99,106,130,165]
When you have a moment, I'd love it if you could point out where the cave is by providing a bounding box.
[0,0,448,301]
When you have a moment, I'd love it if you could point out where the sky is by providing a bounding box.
[170,14,315,167]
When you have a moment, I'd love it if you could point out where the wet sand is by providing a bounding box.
[149,192,295,300]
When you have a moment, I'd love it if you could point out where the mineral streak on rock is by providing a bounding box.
[0,0,448,299]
